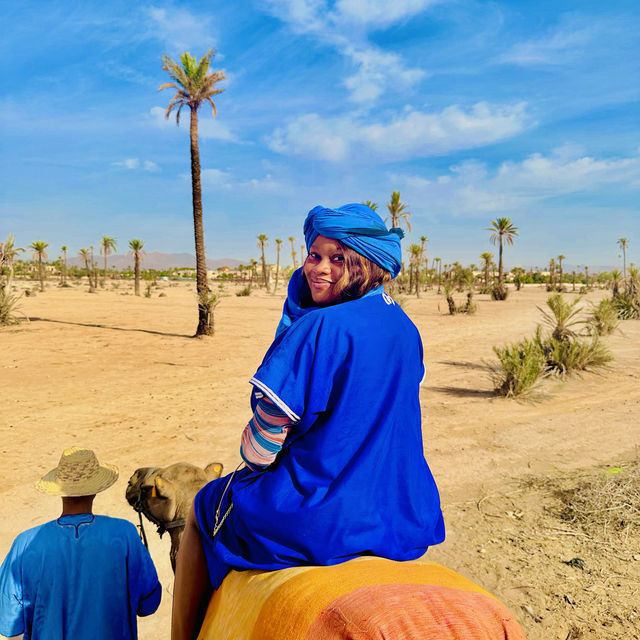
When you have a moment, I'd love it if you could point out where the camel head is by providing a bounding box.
[126,461,223,571]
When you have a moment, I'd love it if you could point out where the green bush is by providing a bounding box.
[491,284,509,300]
[491,338,546,397]
[0,288,25,326]
[236,285,252,297]
[536,331,613,376]
[587,299,619,335]
[612,293,640,320]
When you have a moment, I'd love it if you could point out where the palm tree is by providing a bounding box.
[288,236,297,269]
[435,257,442,294]
[61,245,68,286]
[100,235,117,286]
[257,234,269,290]
[487,217,518,287]
[609,269,622,297]
[274,238,283,293]
[29,241,49,292]
[618,238,629,279]
[129,239,145,296]
[159,49,226,336]
[0,235,24,291]
[408,244,422,297]
[480,252,493,290]
[362,200,378,211]
[78,249,95,292]
[557,254,566,289]
[386,191,411,232]
[584,265,590,288]
[419,235,428,287]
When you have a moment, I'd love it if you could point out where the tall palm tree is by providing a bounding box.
[257,234,269,290]
[100,235,117,286]
[617,237,629,279]
[29,241,49,292]
[419,235,427,285]
[0,235,24,291]
[78,248,95,292]
[435,257,442,294]
[274,239,283,293]
[362,200,378,211]
[386,191,411,232]
[61,245,68,286]
[487,217,518,286]
[557,254,566,288]
[128,239,145,296]
[159,49,226,336]
[288,236,297,269]
[480,252,493,290]
[408,244,422,296]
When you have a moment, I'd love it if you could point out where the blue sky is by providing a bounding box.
[1,0,638,269]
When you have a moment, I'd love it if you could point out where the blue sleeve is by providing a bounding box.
[250,312,347,426]
[0,537,25,638]
[125,525,162,617]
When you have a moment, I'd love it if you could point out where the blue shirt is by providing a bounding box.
[195,290,445,588]
[0,514,161,640]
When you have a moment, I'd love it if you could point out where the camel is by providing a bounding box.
[126,463,527,639]
[126,461,223,571]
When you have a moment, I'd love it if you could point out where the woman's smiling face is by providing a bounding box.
[303,235,345,305]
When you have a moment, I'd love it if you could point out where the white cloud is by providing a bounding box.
[392,148,640,218]
[189,169,285,193]
[267,102,529,162]
[149,106,238,142]
[261,1,428,103]
[112,158,159,171]
[343,46,426,102]
[145,6,217,52]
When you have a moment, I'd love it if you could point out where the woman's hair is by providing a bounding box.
[301,241,391,305]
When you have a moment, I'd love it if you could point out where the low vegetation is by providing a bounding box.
[0,287,25,326]
[491,294,614,397]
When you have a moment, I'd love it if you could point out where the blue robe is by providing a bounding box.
[195,289,445,588]
[0,514,161,639]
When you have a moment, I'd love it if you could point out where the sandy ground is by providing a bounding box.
[1,279,639,639]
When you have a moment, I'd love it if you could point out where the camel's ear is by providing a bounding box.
[205,462,223,480]
[154,475,176,500]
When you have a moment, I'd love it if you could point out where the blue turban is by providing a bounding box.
[304,203,404,278]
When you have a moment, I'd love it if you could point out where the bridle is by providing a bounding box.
[132,467,186,550]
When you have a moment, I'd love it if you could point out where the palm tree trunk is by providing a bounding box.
[498,239,504,285]
[103,254,108,287]
[190,107,212,336]
[260,247,268,290]
[275,247,280,293]
[38,256,44,292]
[134,253,140,296]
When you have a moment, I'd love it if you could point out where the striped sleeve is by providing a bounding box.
[240,395,295,471]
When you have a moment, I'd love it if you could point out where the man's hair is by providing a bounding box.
[301,242,391,305]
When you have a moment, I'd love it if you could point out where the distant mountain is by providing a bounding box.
[67,252,244,271]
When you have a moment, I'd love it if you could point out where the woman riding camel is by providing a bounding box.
[172,203,445,639]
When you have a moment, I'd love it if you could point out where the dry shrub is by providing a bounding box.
[587,299,619,335]
[491,337,546,397]
[556,462,640,539]
[0,287,25,325]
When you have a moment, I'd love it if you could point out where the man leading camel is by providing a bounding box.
[0,447,161,639]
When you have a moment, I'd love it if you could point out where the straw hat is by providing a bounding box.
[36,447,119,496]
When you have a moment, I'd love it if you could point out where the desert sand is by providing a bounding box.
[1,280,638,639]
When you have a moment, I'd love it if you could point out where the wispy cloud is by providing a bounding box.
[498,15,597,66]
[149,106,238,142]
[393,147,640,218]
[112,158,159,171]
[268,102,529,162]
[188,168,286,193]
[145,6,218,53]
[261,0,429,103]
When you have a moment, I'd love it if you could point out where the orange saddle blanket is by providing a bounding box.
[198,556,527,639]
